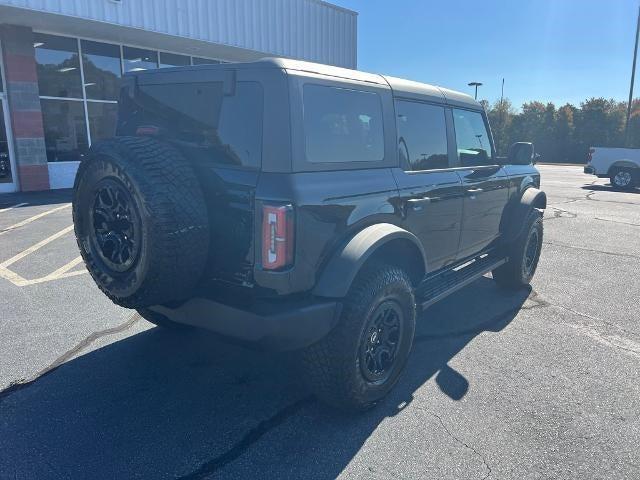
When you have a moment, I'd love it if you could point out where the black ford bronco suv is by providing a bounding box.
[73,58,546,411]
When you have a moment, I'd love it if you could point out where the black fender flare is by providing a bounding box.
[313,223,428,298]
[502,188,547,244]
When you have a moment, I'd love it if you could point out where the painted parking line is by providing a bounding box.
[0,202,28,214]
[0,225,87,287]
[0,203,71,236]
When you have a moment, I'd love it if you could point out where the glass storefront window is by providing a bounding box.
[34,33,83,98]
[81,40,121,101]
[87,102,118,143]
[159,52,191,68]
[0,99,13,183]
[123,46,158,72]
[41,99,89,162]
[192,57,221,65]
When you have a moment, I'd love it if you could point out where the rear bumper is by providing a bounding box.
[149,296,341,351]
[584,165,595,175]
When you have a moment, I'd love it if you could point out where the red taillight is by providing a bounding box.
[262,204,294,270]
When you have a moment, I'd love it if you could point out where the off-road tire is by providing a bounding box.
[301,262,416,411]
[73,136,210,309]
[610,167,636,190]
[137,308,191,330]
[493,210,543,289]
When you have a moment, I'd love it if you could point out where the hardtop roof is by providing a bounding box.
[129,57,481,109]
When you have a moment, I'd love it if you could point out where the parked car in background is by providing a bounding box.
[584,147,640,189]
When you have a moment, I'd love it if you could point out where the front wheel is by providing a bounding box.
[493,210,543,289]
[301,262,416,411]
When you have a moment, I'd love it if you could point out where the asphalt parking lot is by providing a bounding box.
[0,164,639,479]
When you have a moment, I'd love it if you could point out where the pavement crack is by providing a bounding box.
[0,313,140,402]
[545,206,577,220]
[176,396,314,479]
[525,292,640,357]
[543,241,640,260]
[429,411,491,480]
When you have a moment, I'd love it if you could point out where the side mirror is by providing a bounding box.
[507,142,535,165]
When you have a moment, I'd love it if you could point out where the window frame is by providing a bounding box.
[289,73,397,173]
[394,98,451,173]
[450,107,497,168]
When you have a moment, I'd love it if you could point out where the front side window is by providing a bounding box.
[396,101,448,171]
[303,84,384,164]
[452,109,493,166]
[34,33,82,98]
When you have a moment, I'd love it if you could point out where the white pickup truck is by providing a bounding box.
[584,147,640,189]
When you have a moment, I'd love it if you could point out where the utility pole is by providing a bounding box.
[468,82,483,100]
[625,5,640,146]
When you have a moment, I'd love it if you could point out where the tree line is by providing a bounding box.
[480,97,640,163]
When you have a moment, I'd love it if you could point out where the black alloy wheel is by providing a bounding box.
[359,300,404,384]
[90,178,142,274]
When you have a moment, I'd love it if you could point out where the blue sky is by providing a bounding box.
[333,0,637,109]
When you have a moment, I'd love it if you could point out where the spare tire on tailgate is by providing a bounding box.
[72,136,210,309]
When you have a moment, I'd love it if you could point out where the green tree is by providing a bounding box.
[486,99,514,155]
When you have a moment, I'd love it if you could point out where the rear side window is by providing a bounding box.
[303,84,384,164]
[121,81,263,169]
[396,100,448,171]
[452,109,493,167]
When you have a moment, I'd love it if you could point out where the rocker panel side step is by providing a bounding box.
[416,254,507,310]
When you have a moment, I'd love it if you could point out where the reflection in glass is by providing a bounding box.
[453,109,493,166]
[41,99,89,162]
[303,85,384,164]
[81,40,121,101]
[34,33,83,98]
[396,101,449,171]
[123,47,158,72]
[192,57,221,65]
[88,102,118,143]
[159,52,191,68]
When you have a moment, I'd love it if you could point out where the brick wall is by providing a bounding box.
[1,24,49,191]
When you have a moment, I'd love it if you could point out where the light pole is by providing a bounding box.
[468,82,483,100]
[625,5,640,146]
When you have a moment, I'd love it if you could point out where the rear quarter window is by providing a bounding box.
[303,84,384,164]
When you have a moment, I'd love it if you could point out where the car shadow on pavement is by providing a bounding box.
[0,278,530,479]
[581,184,640,194]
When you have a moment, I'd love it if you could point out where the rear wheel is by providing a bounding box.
[73,136,210,308]
[610,168,636,190]
[301,262,416,411]
[493,210,543,289]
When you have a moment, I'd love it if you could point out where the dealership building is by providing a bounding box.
[0,0,357,193]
